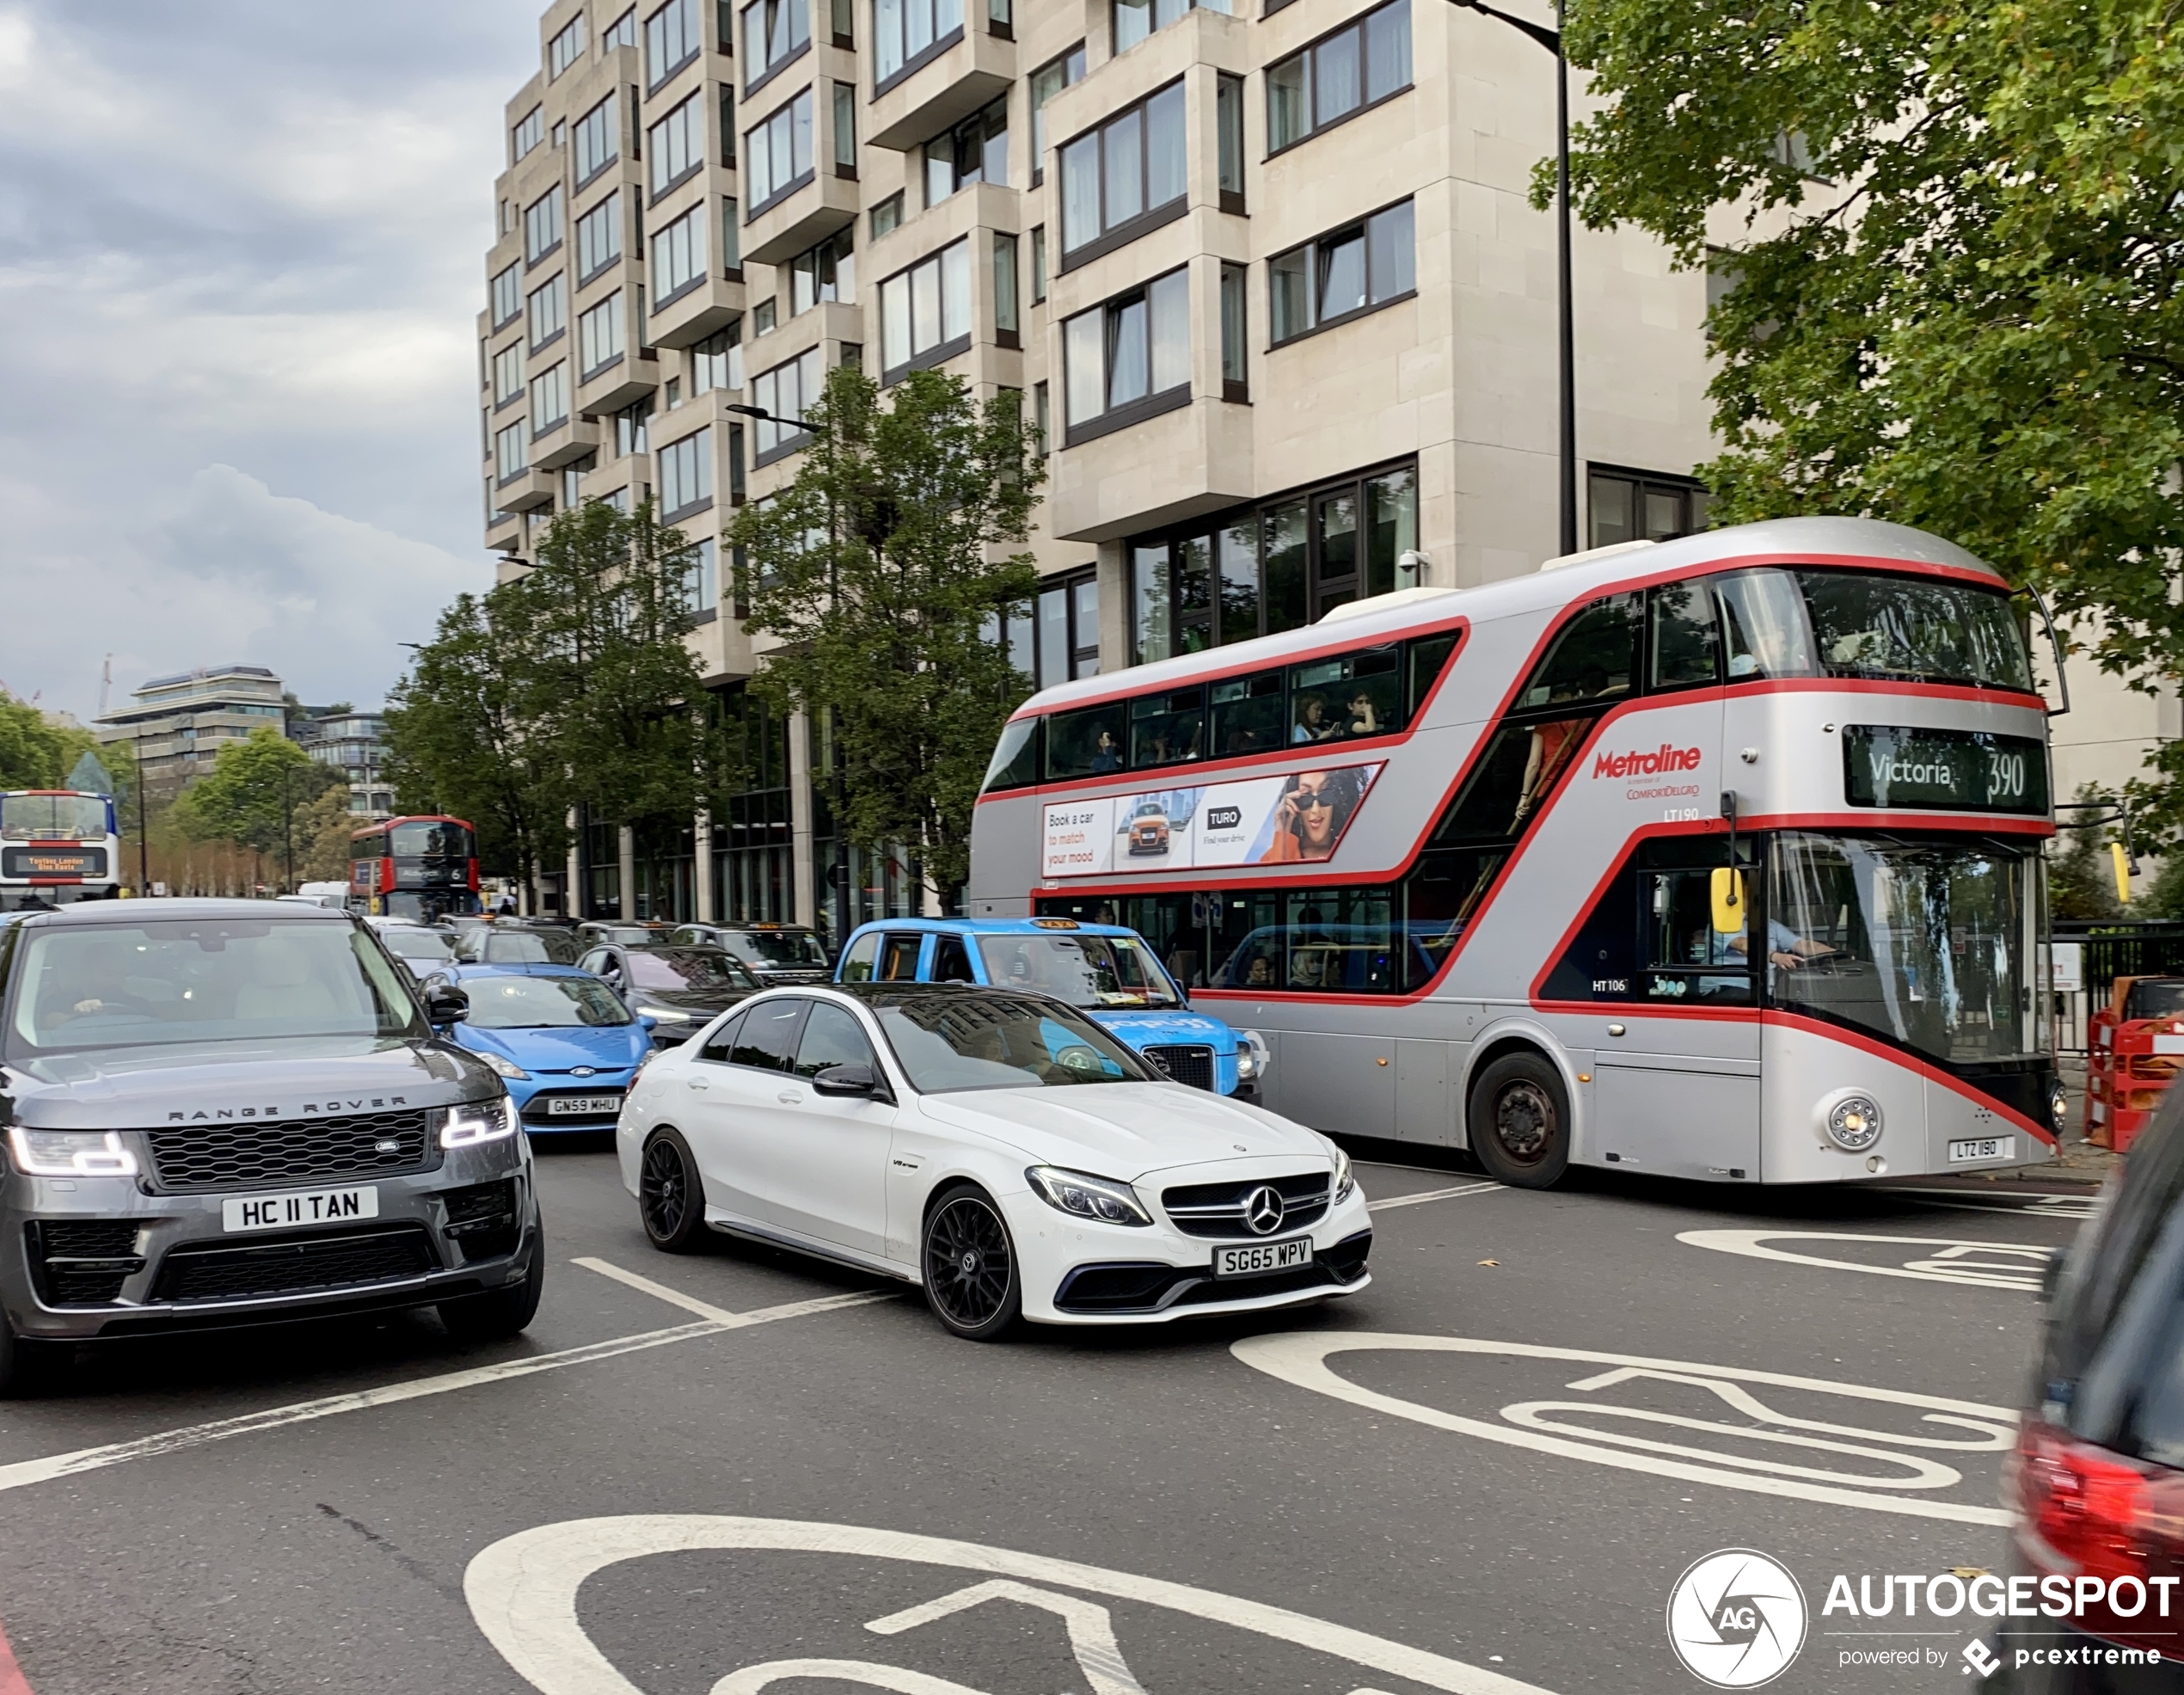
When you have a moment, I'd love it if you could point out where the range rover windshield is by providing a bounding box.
[1717,568,2034,691]
[1766,832,2038,1064]
[5,918,423,1056]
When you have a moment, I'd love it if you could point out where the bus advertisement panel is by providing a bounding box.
[0,791,121,912]
[968,515,2061,1189]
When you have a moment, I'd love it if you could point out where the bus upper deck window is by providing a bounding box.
[1649,581,1721,690]
[1291,646,1402,741]
[982,716,1041,791]
[1407,631,1458,717]
[1130,688,1205,768]
[1794,570,2032,691]
[1212,671,1285,757]
[1046,703,1126,779]
[1523,593,1641,708]
[1715,569,1816,679]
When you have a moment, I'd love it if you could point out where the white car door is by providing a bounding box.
[766,1001,898,1258]
[678,999,807,1226]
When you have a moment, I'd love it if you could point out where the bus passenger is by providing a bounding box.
[1292,695,1338,743]
[1345,690,1380,738]
[1090,730,1121,772]
[1243,955,1275,988]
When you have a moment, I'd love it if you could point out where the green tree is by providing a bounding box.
[171,726,342,879]
[1553,0,2184,819]
[2052,785,2127,920]
[0,692,67,789]
[728,365,1043,905]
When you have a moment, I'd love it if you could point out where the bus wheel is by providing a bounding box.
[1467,1053,1569,1188]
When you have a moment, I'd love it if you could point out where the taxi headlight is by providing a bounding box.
[1823,1093,1885,1152]
[6,1127,139,1178]
[1027,1165,1153,1226]
[1237,1029,1271,1081]
[1331,1142,1355,1203]
[479,1051,530,1081]
[442,1097,521,1149]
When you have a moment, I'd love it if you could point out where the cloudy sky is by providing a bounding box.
[0,0,541,724]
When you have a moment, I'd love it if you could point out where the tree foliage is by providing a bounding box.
[1555,0,2184,820]
[170,725,343,866]
[0,694,127,798]
[727,366,1043,902]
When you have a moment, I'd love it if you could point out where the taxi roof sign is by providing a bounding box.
[1030,918,1080,929]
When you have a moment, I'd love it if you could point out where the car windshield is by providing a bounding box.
[1716,568,2033,691]
[463,930,584,965]
[974,933,1181,1008]
[462,973,633,1029]
[625,949,756,991]
[874,995,1155,1093]
[5,918,421,1056]
[377,927,457,960]
[390,821,471,856]
[1767,832,2037,1064]
[734,929,828,966]
[0,795,109,840]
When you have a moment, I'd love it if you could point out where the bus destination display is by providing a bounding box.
[1,847,107,879]
[1843,725,2048,814]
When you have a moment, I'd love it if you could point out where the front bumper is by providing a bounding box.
[1,1147,538,1341]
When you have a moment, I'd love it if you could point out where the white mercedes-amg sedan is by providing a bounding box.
[616,984,1371,1339]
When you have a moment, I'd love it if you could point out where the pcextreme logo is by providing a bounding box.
[1666,1550,1808,1688]
[1593,743,1702,780]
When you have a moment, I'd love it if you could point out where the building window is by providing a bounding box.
[616,396,654,456]
[652,203,711,304]
[721,196,741,269]
[684,537,721,611]
[752,347,823,460]
[753,297,778,335]
[1268,0,1411,152]
[1219,261,1247,398]
[1269,200,1414,344]
[719,84,737,163]
[1033,381,1050,456]
[525,184,565,265]
[553,119,567,151]
[512,106,544,163]
[579,292,627,377]
[923,96,1007,205]
[1029,224,1047,301]
[993,231,1018,341]
[879,238,972,381]
[491,262,522,329]
[832,81,857,174]
[576,192,623,282]
[494,341,525,405]
[1058,80,1184,266]
[496,420,529,482]
[742,0,810,86]
[549,14,588,77]
[1112,0,1227,55]
[1217,73,1244,209]
[660,426,715,518]
[1034,570,1101,683]
[531,362,570,432]
[527,272,567,348]
[604,8,639,49]
[562,456,592,510]
[1588,468,1711,547]
[647,0,702,86]
[789,228,855,313]
[647,90,707,199]
[1028,44,1086,179]
[1061,267,1189,443]
[870,191,904,238]
[874,0,964,89]
[692,323,743,393]
[574,93,621,186]
[745,88,814,212]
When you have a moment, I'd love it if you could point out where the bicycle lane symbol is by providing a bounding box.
[464,1515,1558,1695]
[1678,1230,2057,1291]
[1230,1334,2018,1526]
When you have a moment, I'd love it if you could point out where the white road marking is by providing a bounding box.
[0,1268,891,1498]
[1879,1187,2100,1219]
[463,1515,1559,1695]
[868,1580,1148,1695]
[1367,1181,1502,1212]
[1230,1332,2017,1527]
[1678,1229,2055,1291]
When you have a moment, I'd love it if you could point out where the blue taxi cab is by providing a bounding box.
[833,917,1267,1096]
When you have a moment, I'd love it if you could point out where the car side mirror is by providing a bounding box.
[813,1062,891,1102]
[423,982,469,1026]
[639,1014,659,1033]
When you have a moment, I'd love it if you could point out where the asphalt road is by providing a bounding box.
[0,1139,2091,1695]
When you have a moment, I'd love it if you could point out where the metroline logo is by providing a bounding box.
[1593,743,1702,780]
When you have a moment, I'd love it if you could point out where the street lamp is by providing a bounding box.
[1445,0,1578,557]
[725,401,852,953]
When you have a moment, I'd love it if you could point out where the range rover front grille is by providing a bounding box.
[1160,1172,1332,1239]
[145,1109,439,1194]
[150,1224,438,1304]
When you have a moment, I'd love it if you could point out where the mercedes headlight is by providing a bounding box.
[441,1096,521,1149]
[479,1051,530,1081]
[1823,1093,1884,1152]
[6,1127,138,1178]
[1331,1142,1355,1203]
[1027,1165,1153,1226]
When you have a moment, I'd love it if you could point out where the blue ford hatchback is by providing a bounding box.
[434,965,653,1137]
[833,917,1267,1096]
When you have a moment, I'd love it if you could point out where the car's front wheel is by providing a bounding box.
[639,1129,709,1252]
[921,1185,1021,1341]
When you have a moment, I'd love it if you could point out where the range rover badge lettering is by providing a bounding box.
[1244,1186,1285,1235]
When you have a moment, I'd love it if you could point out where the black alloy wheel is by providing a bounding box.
[640,1130,709,1253]
[921,1186,1021,1341]
[1467,1051,1571,1189]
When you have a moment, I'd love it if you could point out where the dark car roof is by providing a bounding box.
[11,898,351,929]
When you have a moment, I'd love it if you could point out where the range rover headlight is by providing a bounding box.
[1823,1093,1885,1152]
[479,1051,530,1081]
[5,1127,139,1178]
[441,1097,521,1149]
[1027,1165,1153,1226]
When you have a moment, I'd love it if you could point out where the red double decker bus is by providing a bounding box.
[351,815,481,923]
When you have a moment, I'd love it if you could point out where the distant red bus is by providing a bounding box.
[352,815,481,923]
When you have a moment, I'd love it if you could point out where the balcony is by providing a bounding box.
[651,273,745,349]
[578,349,660,415]
[867,27,1014,151]
[530,414,601,470]
[742,170,860,267]
[495,467,557,513]
[1048,392,1254,543]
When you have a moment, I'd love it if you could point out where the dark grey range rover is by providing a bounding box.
[0,899,543,1394]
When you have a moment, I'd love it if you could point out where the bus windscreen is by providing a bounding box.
[0,795,112,841]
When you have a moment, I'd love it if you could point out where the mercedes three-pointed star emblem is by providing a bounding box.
[1244,1185,1285,1235]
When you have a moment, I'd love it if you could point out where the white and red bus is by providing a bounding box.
[351,815,482,924]
[0,790,121,913]
[968,516,2062,1188]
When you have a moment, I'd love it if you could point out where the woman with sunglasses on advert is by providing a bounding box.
[1259,767,1367,863]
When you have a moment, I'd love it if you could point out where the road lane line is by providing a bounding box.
[572,1257,897,1326]
[1368,1181,1502,1212]
[1679,1229,2054,1290]
[0,1279,894,1498]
